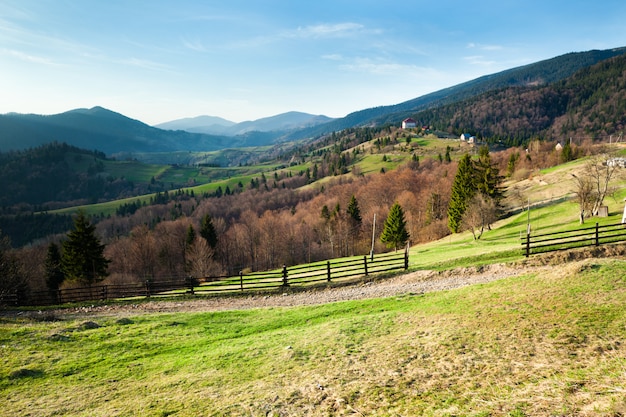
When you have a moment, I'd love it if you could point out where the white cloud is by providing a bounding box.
[467,42,503,51]
[321,53,343,61]
[119,57,172,72]
[1,48,58,66]
[293,22,366,39]
[181,37,206,52]
[338,56,442,80]
[463,55,497,66]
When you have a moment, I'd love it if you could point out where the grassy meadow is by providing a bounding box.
[1,259,625,416]
[6,141,626,415]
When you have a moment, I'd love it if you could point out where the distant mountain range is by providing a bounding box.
[1,46,626,160]
[0,108,333,158]
[155,112,334,136]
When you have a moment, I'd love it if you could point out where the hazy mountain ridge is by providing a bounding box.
[155,111,335,136]
[403,52,626,145]
[284,47,626,140]
[1,47,625,158]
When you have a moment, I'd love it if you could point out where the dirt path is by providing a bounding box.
[37,263,545,319]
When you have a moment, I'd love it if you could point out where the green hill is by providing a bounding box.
[2,256,625,416]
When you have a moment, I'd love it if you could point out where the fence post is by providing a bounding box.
[327,261,332,282]
[595,222,600,246]
[239,271,244,291]
[282,264,289,287]
[525,233,531,257]
[364,255,368,276]
[186,276,195,295]
[145,280,152,297]
[404,245,409,270]
[101,286,107,301]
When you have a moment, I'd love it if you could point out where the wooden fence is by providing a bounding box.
[522,222,626,257]
[3,250,408,307]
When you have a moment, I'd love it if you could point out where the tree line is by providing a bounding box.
[409,53,626,146]
[3,132,609,298]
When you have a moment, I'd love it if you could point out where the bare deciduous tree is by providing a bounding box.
[572,154,621,223]
[462,194,498,240]
[571,173,594,224]
[186,237,221,278]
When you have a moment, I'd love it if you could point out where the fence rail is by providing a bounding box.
[3,250,408,307]
[522,222,626,257]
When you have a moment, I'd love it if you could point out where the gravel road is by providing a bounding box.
[42,263,544,319]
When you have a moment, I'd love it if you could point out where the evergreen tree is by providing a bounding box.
[561,141,574,163]
[186,224,196,248]
[380,202,410,251]
[61,211,110,285]
[347,195,363,253]
[44,243,65,291]
[0,230,27,297]
[474,146,504,206]
[200,214,218,248]
[347,195,362,225]
[447,154,475,233]
[321,205,330,221]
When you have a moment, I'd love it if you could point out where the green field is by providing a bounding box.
[1,258,625,416]
[7,141,626,415]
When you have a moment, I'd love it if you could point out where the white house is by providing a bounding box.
[402,118,417,129]
[460,133,471,141]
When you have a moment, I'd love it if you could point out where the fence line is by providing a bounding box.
[3,249,409,307]
[521,222,626,257]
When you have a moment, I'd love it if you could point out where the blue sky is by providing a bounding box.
[1,1,626,125]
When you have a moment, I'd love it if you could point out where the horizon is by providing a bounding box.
[2,1,626,125]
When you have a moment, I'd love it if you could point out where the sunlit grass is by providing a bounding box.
[2,259,625,416]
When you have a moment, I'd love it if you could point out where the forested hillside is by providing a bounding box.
[0,143,158,210]
[412,53,626,145]
[286,47,626,140]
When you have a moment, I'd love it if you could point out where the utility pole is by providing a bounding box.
[370,213,376,260]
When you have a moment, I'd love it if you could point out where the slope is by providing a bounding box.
[286,47,626,140]
[412,52,626,144]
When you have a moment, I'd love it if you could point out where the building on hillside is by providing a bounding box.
[402,118,417,129]
[460,133,471,141]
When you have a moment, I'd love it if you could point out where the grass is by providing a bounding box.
[2,259,625,416]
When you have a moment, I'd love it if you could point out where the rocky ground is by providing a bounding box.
[21,263,548,320]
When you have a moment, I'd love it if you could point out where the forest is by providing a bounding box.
[0,127,584,298]
[3,50,625,297]
[412,53,626,145]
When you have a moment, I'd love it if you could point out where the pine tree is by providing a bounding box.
[474,146,504,206]
[200,214,218,248]
[44,243,65,291]
[61,211,110,285]
[0,230,27,297]
[347,195,362,225]
[186,224,196,248]
[380,202,410,251]
[347,195,362,254]
[448,154,475,233]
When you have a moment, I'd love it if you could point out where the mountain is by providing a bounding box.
[0,107,306,158]
[154,115,236,134]
[2,47,626,158]
[0,107,234,155]
[285,47,626,140]
[156,111,334,136]
[409,52,626,145]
